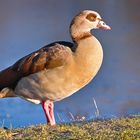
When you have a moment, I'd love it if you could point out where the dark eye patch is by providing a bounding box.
[86,13,97,21]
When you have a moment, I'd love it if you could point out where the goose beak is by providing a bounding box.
[97,20,111,30]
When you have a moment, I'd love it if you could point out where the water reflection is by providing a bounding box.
[0,0,140,127]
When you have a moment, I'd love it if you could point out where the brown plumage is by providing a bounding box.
[0,42,74,91]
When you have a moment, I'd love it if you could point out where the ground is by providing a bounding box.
[0,115,139,140]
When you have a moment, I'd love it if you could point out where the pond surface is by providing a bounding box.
[0,0,140,128]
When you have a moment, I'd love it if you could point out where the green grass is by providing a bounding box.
[0,115,140,140]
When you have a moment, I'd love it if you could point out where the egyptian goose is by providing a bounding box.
[0,10,111,125]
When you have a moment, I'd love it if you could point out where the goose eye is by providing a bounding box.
[86,13,97,22]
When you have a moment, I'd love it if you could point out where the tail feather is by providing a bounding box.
[0,66,20,91]
[0,88,16,98]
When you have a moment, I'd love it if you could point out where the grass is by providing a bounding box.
[0,115,139,140]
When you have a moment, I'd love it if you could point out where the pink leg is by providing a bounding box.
[41,100,56,125]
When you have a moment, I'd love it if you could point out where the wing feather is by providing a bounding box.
[0,41,74,90]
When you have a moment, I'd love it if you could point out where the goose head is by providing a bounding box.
[70,10,111,41]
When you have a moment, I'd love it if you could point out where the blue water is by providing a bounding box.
[0,0,140,128]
